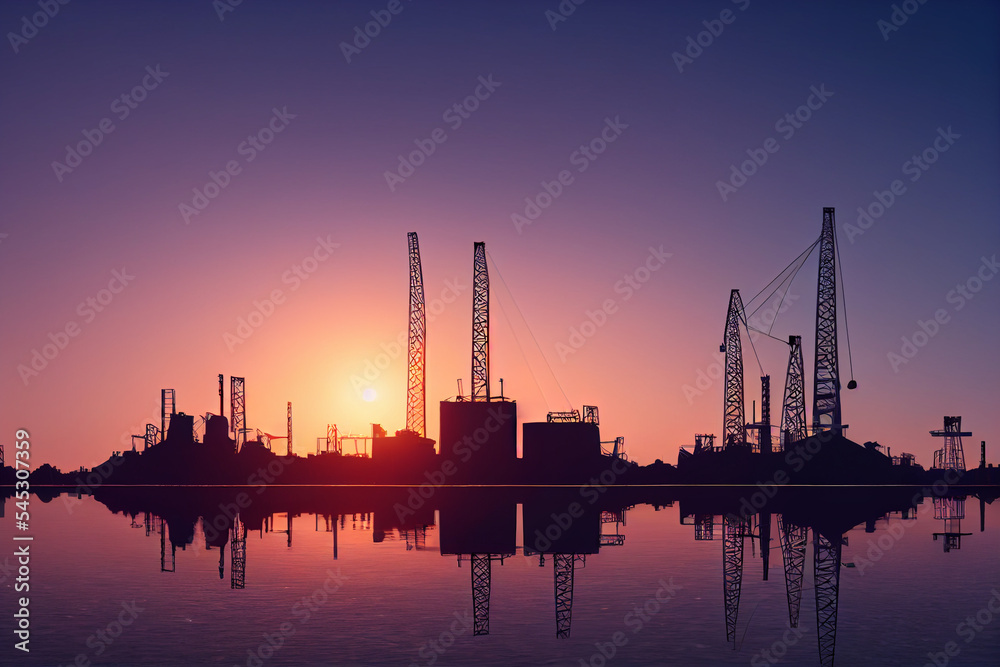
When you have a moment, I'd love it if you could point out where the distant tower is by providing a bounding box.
[161,389,176,444]
[218,373,224,417]
[760,375,772,453]
[931,416,971,471]
[722,289,746,447]
[231,377,245,447]
[287,402,293,457]
[406,232,427,436]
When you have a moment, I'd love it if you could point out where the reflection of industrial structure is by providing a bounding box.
[440,498,516,636]
[931,416,970,471]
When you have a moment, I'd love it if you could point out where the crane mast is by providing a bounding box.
[722,289,746,447]
[781,336,807,447]
[812,207,842,431]
[471,242,489,401]
[405,232,426,436]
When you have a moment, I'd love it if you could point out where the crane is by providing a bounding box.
[471,242,489,401]
[406,232,426,436]
[780,336,807,448]
[812,207,856,432]
[722,289,746,447]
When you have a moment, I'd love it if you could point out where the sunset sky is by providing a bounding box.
[1,0,997,471]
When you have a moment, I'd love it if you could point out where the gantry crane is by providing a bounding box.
[405,232,426,436]
[471,241,490,401]
[722,289,746,448]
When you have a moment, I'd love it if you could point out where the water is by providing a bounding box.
[3,487,998,666]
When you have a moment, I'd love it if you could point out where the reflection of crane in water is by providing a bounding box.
[458,553,512,636]
[813,529,843,667]
[231,514,246,589]
[723,514,746,645]
[778,516,807,628]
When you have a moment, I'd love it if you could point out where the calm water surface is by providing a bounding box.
[2,488,998,666]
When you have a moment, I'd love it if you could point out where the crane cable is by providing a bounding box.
[486,252,574,411]
[741,236,821,370]
[834,232,856,386]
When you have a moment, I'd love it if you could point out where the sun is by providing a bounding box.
[362,388,377,402]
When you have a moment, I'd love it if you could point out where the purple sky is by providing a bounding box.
[1,0,997,469]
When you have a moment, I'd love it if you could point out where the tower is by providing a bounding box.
[931,416,970,471]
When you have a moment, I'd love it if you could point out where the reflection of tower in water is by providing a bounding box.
[932,497,971,552]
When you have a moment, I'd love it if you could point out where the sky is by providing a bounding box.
[1,0,997,471]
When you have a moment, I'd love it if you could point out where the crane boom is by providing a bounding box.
[471,242,489,401]
[723,289,746,447]
[406,232,426,436]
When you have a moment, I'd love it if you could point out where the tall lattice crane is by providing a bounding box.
[406,232,426,436]
[722,289,746,447]
[781,336,807,448]
[812,207,856,432]
[471,242,489,402]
